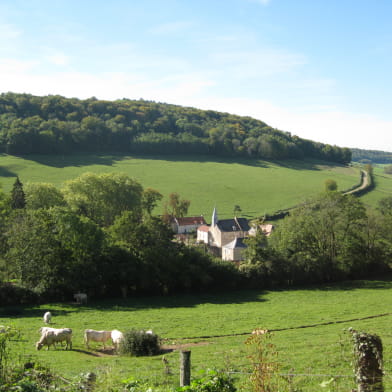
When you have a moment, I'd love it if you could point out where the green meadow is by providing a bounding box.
[0,153,360,220]
[1,280,391,391]
[360,165,392,208]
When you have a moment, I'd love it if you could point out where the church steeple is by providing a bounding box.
[212,206,218,227]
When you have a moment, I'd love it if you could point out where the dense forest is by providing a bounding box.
[351,148,392,164]
[0,92,351,163]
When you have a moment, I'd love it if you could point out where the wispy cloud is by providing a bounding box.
[248,0,271,6]
[210,48,307,77]
[149,21,195,35]
[45,52,70,66]
[0,23,21,39]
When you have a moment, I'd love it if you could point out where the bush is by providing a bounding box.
[0,283,39,306]
[120,330,161,357]
[176,370,237,392]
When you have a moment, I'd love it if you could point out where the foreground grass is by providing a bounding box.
[0,153,359,219]
[1,280,391,391]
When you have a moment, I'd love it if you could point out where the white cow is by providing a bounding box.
[38,327,64,348]
[84,329,112,349]
[111,329,124,352]
[43,311,52,324]
[36,328,72,350]
[74,293,88,304]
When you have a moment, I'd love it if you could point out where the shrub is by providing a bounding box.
[0,283,39,306]
[120,330,161,357]
[176,370,236,392]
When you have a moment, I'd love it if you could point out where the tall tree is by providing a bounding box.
[162,192,190,223]
[25,182,66,210]
[10,177,25,209]
[269,193,369,283]
[61,172,143,226]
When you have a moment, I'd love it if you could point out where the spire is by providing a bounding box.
[212,206,218,227]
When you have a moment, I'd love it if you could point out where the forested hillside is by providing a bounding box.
[0,92,351,163]
[351,148,392,164]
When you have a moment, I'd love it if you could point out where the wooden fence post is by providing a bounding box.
[350,328,384,392]
[180,350,191,387]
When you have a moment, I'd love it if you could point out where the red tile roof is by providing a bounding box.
[175,216,206,226]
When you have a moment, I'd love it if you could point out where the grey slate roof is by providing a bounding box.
[223,237,247,249]
[216,217,250,232]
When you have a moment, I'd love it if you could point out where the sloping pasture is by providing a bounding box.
[1,280,391,391]
[360,165,392,208]
[0,153,360,219]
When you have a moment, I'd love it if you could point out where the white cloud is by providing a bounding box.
[149,21,195,35]
[0,23,21,39]
[210,48,307,77]
[45,52,70,66]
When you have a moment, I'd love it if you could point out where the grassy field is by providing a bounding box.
[360,165,392,208]
[1,280,391,391]
[0,153,360,220]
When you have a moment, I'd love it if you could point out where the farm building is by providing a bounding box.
[196,224,210,243]
[171,216,207,234]
[248,223,275,237]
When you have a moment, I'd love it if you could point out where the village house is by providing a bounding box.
[171,216,207,234]
[248,223,275,237]
[196,224,210,244]
[222,237,247,262]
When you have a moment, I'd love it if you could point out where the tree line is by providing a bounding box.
[0,92,351,163]
[0,172,391,306]
[351,148,392,164]
[0,173,240,303]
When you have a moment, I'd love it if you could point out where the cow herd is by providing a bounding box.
[37,311,125,353]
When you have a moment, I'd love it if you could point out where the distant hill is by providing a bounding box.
[351,148,392,164]
[0,92,350,164]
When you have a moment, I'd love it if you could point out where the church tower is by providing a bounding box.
[211,206,218,227]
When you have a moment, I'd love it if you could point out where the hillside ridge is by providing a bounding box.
[0,92,351,164]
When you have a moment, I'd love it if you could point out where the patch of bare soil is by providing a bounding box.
[161,341,210,352]
[94,347,117,356]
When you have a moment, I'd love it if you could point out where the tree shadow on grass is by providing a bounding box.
[90,289,268,312]
[0,306,72,318]
[279,278,392,292]
[0,166,16,177]
[9,152,337,171]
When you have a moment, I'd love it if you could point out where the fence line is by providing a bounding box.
[228,371,353,378]
[165,312,392,341]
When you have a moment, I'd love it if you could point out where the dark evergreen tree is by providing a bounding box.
[11,177,25,209]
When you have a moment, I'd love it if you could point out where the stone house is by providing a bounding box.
[222,237,247,262]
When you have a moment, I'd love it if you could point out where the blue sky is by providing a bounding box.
[1,0,391,151]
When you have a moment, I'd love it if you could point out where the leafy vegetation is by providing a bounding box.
[351,148,392,164]
[120,330,161,357]
[0,92,351,164]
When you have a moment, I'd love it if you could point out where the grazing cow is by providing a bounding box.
[84,329,112,349]
[36,328,72,350]
[251,328,269,335]
[43,311,52,324]
[74,293,88,304]
[111,329,124,352]
[38,327,64,348]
